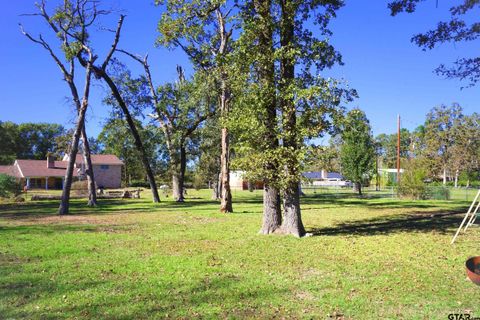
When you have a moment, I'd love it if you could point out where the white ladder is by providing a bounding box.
[451,189,480,244]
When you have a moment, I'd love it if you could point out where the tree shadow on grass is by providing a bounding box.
[301,193,466,210]
[308,209,468,236]
[0,268,288,319]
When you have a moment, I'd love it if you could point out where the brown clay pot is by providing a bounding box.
[466,256,480,285]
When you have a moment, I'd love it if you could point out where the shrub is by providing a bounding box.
[129,180,151,188]
[71,180,89,196]
[0,174,20,198]
[14,196,25,203]
[398,159,428,200]
[426,186,450,200]
[192,174,206,191]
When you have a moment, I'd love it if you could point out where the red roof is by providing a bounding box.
[0,165,14,176]
[15,160,80,178]
[73,154,123,165]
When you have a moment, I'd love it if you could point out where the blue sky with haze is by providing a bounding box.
[0,1,477,144]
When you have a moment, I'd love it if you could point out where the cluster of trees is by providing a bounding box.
[18,0,352,238]
[0,121,66,164]
[307,105,480,194]
[16,0,478,235]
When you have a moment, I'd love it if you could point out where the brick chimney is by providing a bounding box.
[47,154,55,168]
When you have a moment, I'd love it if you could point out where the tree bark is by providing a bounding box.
[59,66,93,215]
[255,0,282,234]
[220,125,233,212]
[211,173,220,200]
[260,184,282,234]
[171,145,186,202]
[356,182,362,195]
[281,181,306,237]
[96,68,160,203]
[278,0,306,236]
[443,166,447,185]
[81,125,97,207]
[454,169,459,188]
[215,9,233,213]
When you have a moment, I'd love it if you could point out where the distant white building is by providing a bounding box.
[230,171,264,190]
[302,170,352,187]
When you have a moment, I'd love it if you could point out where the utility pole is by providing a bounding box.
[397,114,401,183]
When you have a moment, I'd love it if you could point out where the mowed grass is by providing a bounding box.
[1,189,479,319]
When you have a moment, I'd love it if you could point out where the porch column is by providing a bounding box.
[45,177,49,190]
[26,177,30,189]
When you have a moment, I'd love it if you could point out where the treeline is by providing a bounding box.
[0,122,67,164]
[17,0,477,235]
[15,0,354,235]
[307,104,480,191]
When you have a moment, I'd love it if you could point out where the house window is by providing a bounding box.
[100,165,110,170]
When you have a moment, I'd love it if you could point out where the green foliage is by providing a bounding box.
[424,104,463,182]
[0,174,20,198]
[229,0,354,190]
[71,180,88,196]
[340,109,375,187]
[0,121,65,163]
[390,0,480,86]
[426,186,451,201]
[398,159,427,200]
[98,118,165,185]
[375,128,411,169]
[128,180,151,189]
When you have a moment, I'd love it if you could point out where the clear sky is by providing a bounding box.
[0,1,477,142]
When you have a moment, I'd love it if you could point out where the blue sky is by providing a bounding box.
[0,1,477,142]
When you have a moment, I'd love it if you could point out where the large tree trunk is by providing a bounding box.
[215,10,233,213]
[220,125,233,212]
[172,173,181,201]
[443,166,447,185]
[211,173,220,200]
[281,182,306,237]
[97,69,160,203]
[171,145,186,202]
[356,182,362,195]
[260,184,281,234]
[255,0,282,234]
[454,169,459,188]
[59,67,93,215]
[81,125,97,207]
[278,0,306,237]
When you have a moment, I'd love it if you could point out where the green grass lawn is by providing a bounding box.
[1,189,479,319]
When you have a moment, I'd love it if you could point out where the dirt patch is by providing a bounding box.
[0,252,30,266]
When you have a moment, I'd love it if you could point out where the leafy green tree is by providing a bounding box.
[424,104,464,185]
[0,174,20,198]
[450,112,480,187]
[16,123,66,160]
[118,49,216,202]
[398,158,428,200]
[156,0,237,212]
[193,117,222,199]
[98,118,165,187]
[390,0,480,86]
[230,0,354,236]
[305,141,341,173]
[340,109,375,195]
[0,121,21,165]
[375,128,411,169]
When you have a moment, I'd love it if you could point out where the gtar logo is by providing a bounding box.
[448,314,479,320]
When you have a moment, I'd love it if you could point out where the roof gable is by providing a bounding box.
[15,160,79,178]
